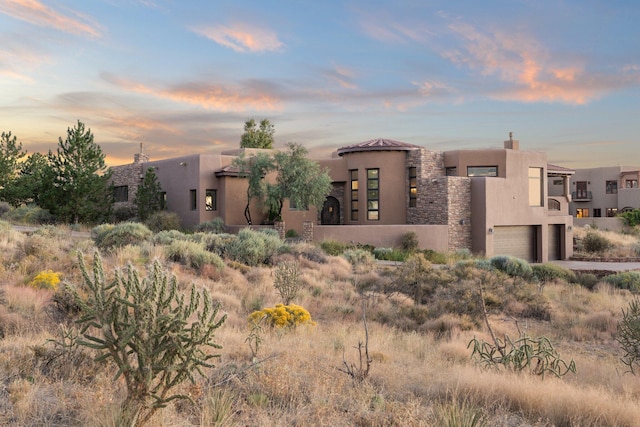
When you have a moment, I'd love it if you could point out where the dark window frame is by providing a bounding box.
[350,169,358,221]
[205,189,217,211]
[189,189,197,211]
[408,167,417,208]
[113,185,128,203]
[606,180,618,194]
[467,166,498,177]
[367,168,380,221]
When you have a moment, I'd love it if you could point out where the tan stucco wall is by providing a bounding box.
[313,224,449,251]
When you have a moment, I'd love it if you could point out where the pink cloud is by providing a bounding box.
[192,22,283,53]
[0,0,102,38]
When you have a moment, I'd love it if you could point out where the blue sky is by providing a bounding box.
[1,0,639,168]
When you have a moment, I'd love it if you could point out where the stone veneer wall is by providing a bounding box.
[110,150,149,208]
[406,148,472,251]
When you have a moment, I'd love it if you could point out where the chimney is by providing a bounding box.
[504,131,519,150]
[133,142,149,163]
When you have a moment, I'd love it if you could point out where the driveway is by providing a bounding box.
[549,260,640,273]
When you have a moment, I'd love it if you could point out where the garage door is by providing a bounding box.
[493,226,535,262]
[548,224,562,261]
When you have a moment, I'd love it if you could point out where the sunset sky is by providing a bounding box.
[1,0,639,167]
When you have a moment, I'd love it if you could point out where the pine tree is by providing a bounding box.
[0,131,27,203]
[134,167,163,220]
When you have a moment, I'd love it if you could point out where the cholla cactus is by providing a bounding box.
[249,303,314,328]
[72,251,226,427]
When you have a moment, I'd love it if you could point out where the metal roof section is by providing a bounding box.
[336,138,422,156]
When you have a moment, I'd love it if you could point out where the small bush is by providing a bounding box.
[92,222,152,250]
[423,249,449,264]
[582,231,612,253]
[194,218,226,233]
[28,270,61,290]
[320,240,349,256]
[604,271,640,293]
[152,229,188,246]
[489,255,533,279]
[532,263,577,284]
[343,248,375,268]
[249,303,315,328]
[273,260,301,304]
[227,228,284,266]
[112,206,137,223]
[576,273,599,290]
[288,243,328,264]
[617,298,640,373]
[166,240,225,270]
[0,201,11,216]
[285,229,299,238]
[372,247,407,262]
[144,211,181,232]
[400,231,419,252]
[3,205,54,224]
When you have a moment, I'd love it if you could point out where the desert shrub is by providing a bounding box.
[285,229,299,238]
[273,260,302,305]
[31,224,67,239]
[423,249,449,264]
[372,247,407,262]
[320,240,349,256]
[532,263,577,284]
[166,240,225,270]
[432,399,487,427]
[617,298,640,373]
[28,270,61,290]
[604,271,640,293]
[3,204,54,224]
[249,303,314,328]
[620,209,640,228]
[227,228,284,266]
[112,206,137,223]
[343,248,375,268]
[19,234,50,257]
[489,256,533,279]
[144,211,181,232]
[71,252,226,427]
[0,201,11,216]
[152,229,188,246]
[395,253,434,304]
[194,217,226,233]
[92,222,152,250]
[576,273,599,290]
[198,233,236,257]
[400,231,419,252]
[582,231,612,253]
[287,243,328,264]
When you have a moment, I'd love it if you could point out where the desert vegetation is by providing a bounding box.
[1,221,640,426]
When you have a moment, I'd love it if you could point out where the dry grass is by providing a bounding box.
[2,225,640,426]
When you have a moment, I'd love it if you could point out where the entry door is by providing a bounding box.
[321,196,340,225]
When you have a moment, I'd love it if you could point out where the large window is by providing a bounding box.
[606,208,618,217]
[113,185,128,203]
[189,189,197,211]
[350,169,358,221]
[606,180,618,194]
[408,167,417,208]
[467,166,497,177]
[576,208,589,218]
[205,189,217,211]
[445,167,457,176]
[367,168,379,221]
[528,167,543,206]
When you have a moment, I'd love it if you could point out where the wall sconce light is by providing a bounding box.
[567,225,572,232]
[179,162,187,167]
[459,219,466,225]
[488,228,494,234]
[431,179,438,184]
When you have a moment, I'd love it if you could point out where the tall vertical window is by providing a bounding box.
[408,167,417,208]
[189,189,197,211]
[160,192,166,210]
[350,169,358,221]
[367,168,379,221]
[606,180,618,194]
[205,189,217,211]
[113,186,128,202]
[528,167,543,206]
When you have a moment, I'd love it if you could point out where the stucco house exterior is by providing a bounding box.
[565,166,640,230]
[110,138,574,262]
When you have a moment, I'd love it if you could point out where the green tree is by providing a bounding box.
[134,167,163,221]
[234,143,332,223]
[1,152,49,207]
[72,252,226,426]
[240,118,274,149]
[0,131,27,202]
[41,121,112,224]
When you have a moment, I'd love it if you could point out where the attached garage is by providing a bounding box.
[548,224,562,261]
[493,226,537,262]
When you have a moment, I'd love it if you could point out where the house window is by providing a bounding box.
[528,167,543,207]
[467,166,498,177]
[289,199,308,211]
[606,208,618,217]
[408,167,417,208]
[553,179,563,186]
[445,167,457,176]
[367,168,379,221]
[575,181,588,199]
[189,189,197,211]
[205,189,217,211]
[576,208,589,218]
[606,180,618,194]
[160,192,166,210]
[350,169,358,221]
[594,208,601,217]
[626,179,638,188]
[113,185,128,203]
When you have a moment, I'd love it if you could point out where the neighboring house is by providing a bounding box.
[566,166,640,230]
[110,138,574,262]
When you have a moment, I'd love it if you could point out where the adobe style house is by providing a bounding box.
[111,138,574,262]
[565,166,640,230]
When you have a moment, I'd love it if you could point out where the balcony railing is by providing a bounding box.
[548,198,561,211]
[571,190,592,201]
